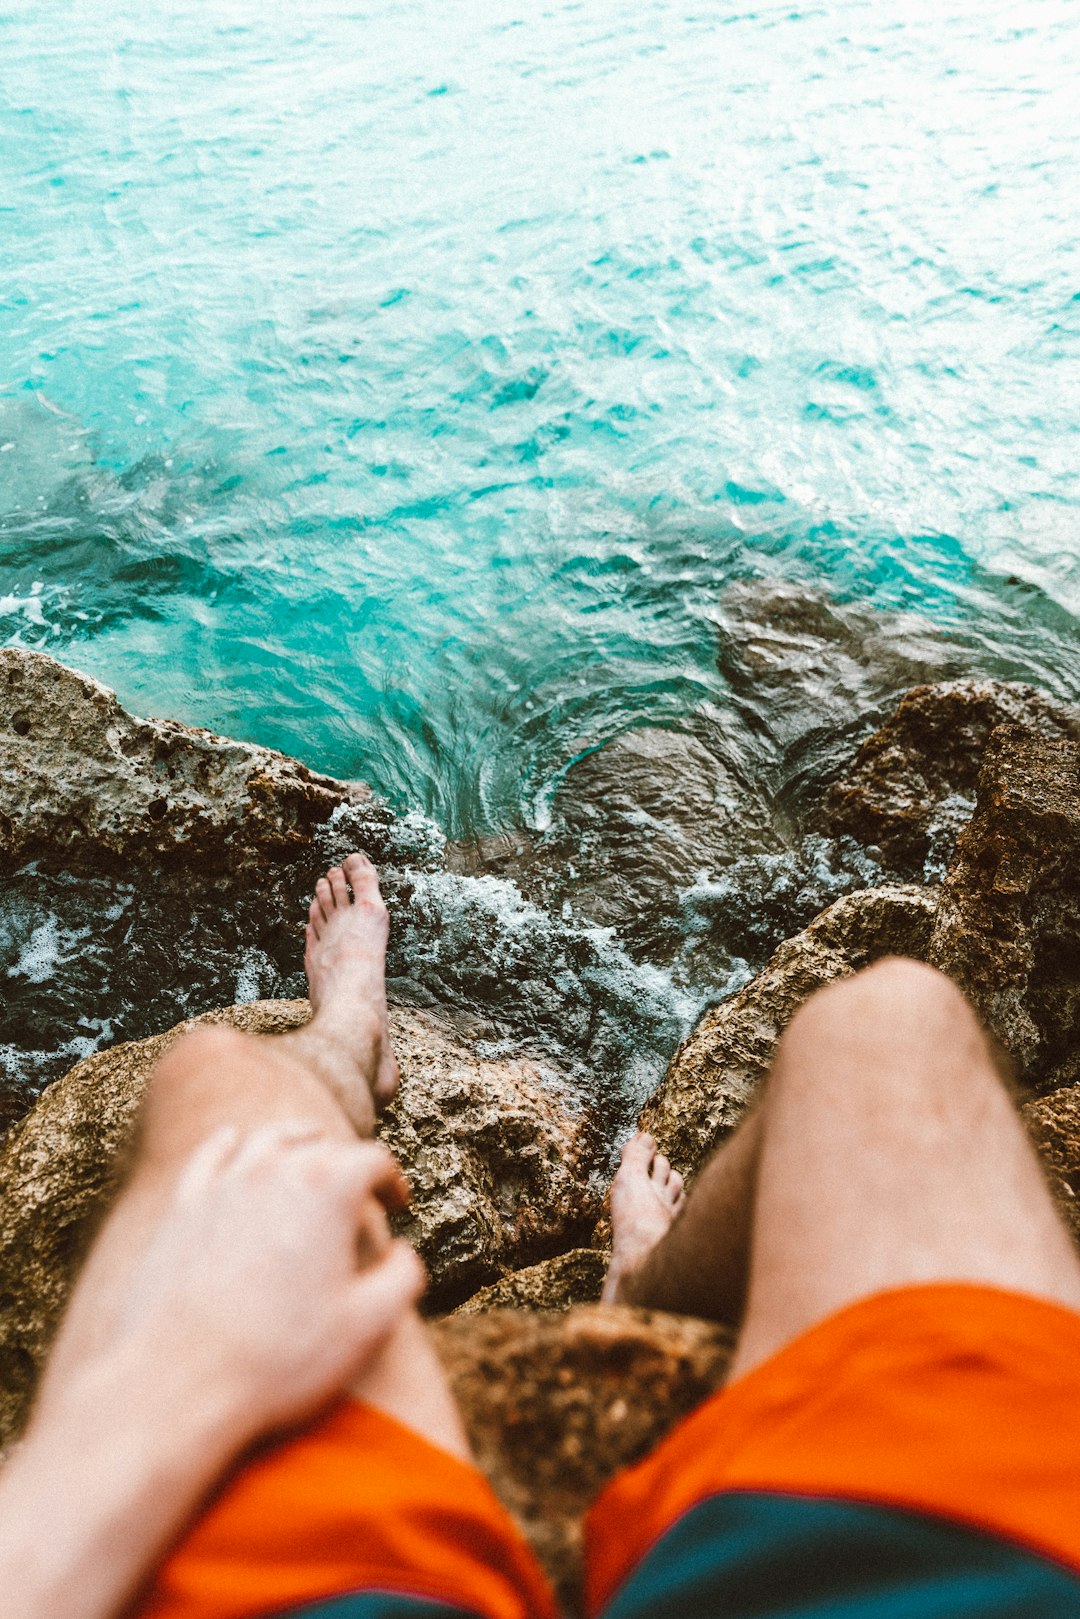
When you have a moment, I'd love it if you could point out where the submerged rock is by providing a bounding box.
[823,680,1080,879]
[0,999,602,1444]
[641,885,938,1177]
[929,726,1080,1090]
[432,1305,734,1612]
[534,726,783,952]
[713,578,964,804]
[0,648,393,882]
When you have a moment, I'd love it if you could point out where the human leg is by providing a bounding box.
[726,955,1080,1377]
[586,959,1080,1617]
[601,1110,760,1321]
[39,853,556,1619]
[48,852,465,1462]
[606,957,1080,1370]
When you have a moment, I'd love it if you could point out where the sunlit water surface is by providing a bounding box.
[1,0,1079,1117]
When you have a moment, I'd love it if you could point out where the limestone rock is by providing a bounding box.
[1023,1084,1080,1245]
[0,1000,602,1446]
[928,727,1080,1089]
[432,1305,734,1612]
[823,680,1080,878]
[382,1012,603,1305]
[0,648,393,880]
[454,1249,608,1315]
[641,885,938,1177]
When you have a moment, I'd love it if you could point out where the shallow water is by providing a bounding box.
[2,1,1080,1115]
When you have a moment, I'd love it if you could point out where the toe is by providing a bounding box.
[315,877,333,922]
[327,866,349,909]
[344,851,380,899]
[308,900,323,937]
[668,1169,684,1202]
[620,1131,656,1172]
[653,1153,671,1185]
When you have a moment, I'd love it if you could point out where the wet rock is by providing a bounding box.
[544,728,783,943]
[431,1305,734,1612]
[823,680,1080,879]
[454,1249,608,1315]
[928,726,1080,1090]
[1023,1085,1080,1245]
[714,578,964,806]
[0,648,393,882]
[451,726,785,965]
[641,885,938,1177]
[0,999,602,1446]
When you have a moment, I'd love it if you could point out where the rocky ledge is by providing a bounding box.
[4,653,1080,1607]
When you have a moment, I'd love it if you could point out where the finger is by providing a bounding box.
[343,1242,425,1358]
[314,1140,411,1214]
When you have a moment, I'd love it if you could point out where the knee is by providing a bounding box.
[779,956,985,1076]
[140,1023,249,1123]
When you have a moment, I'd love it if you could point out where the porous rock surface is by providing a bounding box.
[431,1305,734,1611]
[0,648,393,880]
[455,1249,607,1315]
[1023,1084,1080,1244]
[0,999,602,1446]
[641,884,939,1177]
[823,679,1080,878]
[928,726,1080,1090]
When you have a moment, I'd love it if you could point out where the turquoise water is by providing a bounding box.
[2,0,1079,841]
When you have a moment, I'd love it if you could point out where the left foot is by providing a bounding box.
[285,853,400,1133]
[601,1132,686,1304]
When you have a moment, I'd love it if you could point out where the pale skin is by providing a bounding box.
[6,857,1080,1619]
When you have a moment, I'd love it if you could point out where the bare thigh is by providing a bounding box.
[55,1024,469,1461]
[728,957,1080,1380]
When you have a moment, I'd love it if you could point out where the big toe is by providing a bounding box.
[619,1131,656,1177]
[348,848,382,900]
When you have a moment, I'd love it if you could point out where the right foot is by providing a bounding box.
[288,852,400,1134]
[601,1131,686,1304]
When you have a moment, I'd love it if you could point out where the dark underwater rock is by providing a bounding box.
[538,726,782,947]
[823,680,1080,879]
[713,578,965,806]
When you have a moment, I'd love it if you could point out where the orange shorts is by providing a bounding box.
[140,1285,1080,1619]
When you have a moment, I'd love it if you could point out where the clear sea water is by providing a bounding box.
[1,0,1079,1115]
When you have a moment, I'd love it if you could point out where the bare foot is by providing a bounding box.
[601,1131,686,1304]
[284,853,399,1134]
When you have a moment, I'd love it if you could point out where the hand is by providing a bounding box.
[38,1122,425,1448]
[2,1124,424,1619]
